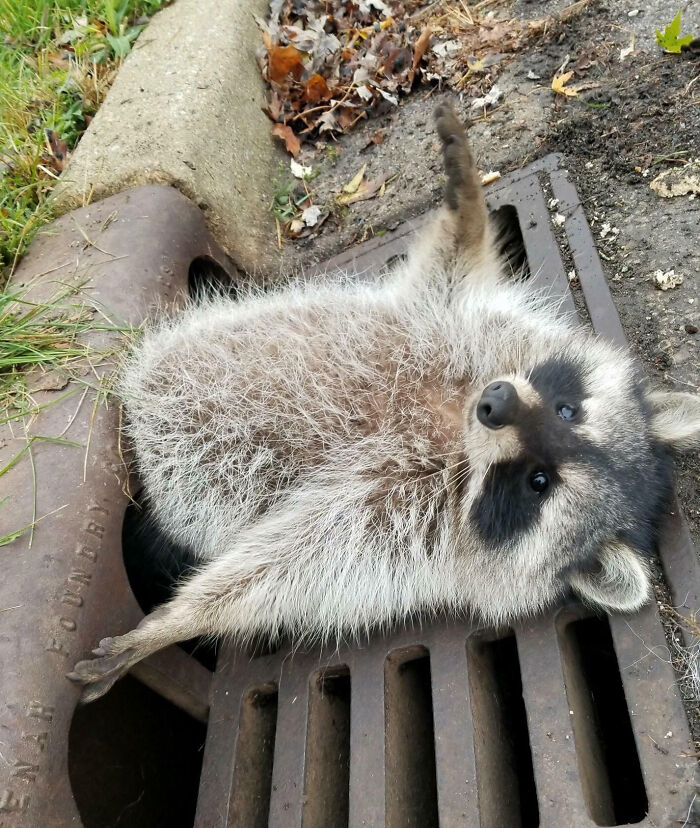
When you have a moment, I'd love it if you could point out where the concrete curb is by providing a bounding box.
[53,0,283,276]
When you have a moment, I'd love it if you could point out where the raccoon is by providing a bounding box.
[69,104,700,703]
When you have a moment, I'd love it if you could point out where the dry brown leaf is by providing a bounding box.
[27,369,70,394]
[266,92,284,121]
[260,28,273,52]
[317,110,339,132]
[411,26,432,72]
[336,107,359,130]
[480,170,502,186]
[44,129,69,172]
[268,44,305,84]
[271,123,301,156]
[551,71,580,97]
[47,52,70,68]
[305,73,332,103]
[479,21,519,48]
[362,128,387,150]
[337,174,389,205]
[342,164,367,194]
[466,55,485,74]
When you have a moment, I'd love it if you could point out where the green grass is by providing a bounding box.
[0,0,166,277]
[0,280,134,544]
[0,281,134,419]
[1,283,91,411]
[0,2,158,545]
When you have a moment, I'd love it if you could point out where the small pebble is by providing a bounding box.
[685,324,698,334]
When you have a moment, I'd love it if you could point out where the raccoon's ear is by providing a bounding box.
[647,391,700,450]
[569,541,651,614]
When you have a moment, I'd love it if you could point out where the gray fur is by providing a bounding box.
[69,105,700,701]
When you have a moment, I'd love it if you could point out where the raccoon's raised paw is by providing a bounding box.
[435,103,467,147]
[67,637,137,704]
[434,104,472,211]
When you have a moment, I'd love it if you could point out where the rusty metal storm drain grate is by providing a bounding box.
[1,159,698,828]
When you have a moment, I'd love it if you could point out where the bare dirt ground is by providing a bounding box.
[283,0,699,546]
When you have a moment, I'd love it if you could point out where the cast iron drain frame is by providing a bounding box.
[0,159,697,827]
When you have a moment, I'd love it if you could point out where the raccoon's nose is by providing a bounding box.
[477,381,520,429]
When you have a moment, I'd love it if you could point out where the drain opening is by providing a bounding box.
[188,256,237,301]
[302,668,351,828]
[69,674,206,828]
[122,495,217,669]
[490,204,530,279]
[558,615,648,826]
[384,647,439,828]
[467,632,539,828]
[229,684,279,827]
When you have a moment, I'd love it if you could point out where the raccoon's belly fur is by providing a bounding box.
[121,268,570,640]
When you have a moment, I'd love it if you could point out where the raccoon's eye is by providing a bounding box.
[529,471,549,494]
[557,404,576,421]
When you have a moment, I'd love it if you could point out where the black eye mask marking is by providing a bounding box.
[471,459,560,545]
[529,358,585,409]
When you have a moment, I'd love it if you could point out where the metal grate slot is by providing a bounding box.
[229,685,278,827]
[302,668,352,828]
[491,204,530,279]
[558,615,648,826]
[468,633,539,828]
[384,647,439,827]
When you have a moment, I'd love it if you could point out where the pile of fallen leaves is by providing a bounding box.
[257,0,431,155]
[257,0,593,157]
[257,0,597,242]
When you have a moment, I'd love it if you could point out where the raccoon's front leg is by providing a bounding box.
[407,104,497,279]
[435,103,488,254]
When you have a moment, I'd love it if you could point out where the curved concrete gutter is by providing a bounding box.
[53,0,283,276]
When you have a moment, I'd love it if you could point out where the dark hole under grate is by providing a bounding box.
[69,675,206,828]
[467,632,539,828]
[385,648,440,828]
[188,256,238,301]
[559,615,648,826]
[491,204,530,279]
[229,685,279,827]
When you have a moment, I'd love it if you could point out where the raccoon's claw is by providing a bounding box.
[67,643,137,703]
[76,673,126,705]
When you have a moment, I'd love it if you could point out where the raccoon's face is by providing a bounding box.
[459,339,700,621]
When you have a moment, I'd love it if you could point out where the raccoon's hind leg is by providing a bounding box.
[405,104,499,283]
[67,555,266,704]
